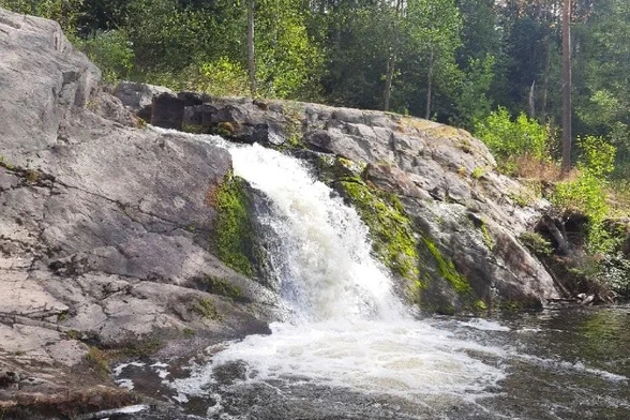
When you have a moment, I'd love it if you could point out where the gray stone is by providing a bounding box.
[0,7,278,409]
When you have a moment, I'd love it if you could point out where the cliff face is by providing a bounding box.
[118,84,560,314]
[0,7,560,417]
[0,8,273,416]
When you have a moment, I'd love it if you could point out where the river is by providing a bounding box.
[113,134,629,420]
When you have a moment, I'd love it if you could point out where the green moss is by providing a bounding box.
[480,223,495,250]
[0,155,14,170]
[182,123,206,134]
[25,169,41,183]
[498,300,525,313]
[422,237,471,295]
[85,346,110,378]
[121,337,163,358]
[508,191,530,207]
[338,179,420,287]
[473,299,488,312]
[66,329,82,340]
[193,298,221,320]
[200,275,242,300]
[182,328,196,337]
[520,232,553,256]
[214,173,254,276]
[215,121,237,137]
[471,166,486,179]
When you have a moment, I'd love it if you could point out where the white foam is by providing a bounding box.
[114,378,134,390]
[167,142,507,403]
[172,319,506,401]
[231,144,406,321]
[519,354,629,383]
[460,318,511,332]
[112,361,145,377]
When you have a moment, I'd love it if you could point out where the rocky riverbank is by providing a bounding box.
[2,6,624,419]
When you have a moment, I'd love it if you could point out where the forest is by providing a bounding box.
[1,0,628,252]
[1,3,630,417]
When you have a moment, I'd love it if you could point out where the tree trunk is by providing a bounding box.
[541,35,551,120]
[383,53,396,111]
[425,48,434,120]
[528,80,536,118]
[247,0,256,97]
[561,0,572,175]
[382,0,404,111]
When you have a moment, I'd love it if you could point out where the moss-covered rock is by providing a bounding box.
[420,237,471,295]
[213,173,255,276]
[197,274,243,300]
[193,298,221,320]
[336,177,421,290]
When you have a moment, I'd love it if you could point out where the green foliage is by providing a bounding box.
[0,0,84,35]
[573,0,629,179]
[453,54,495,129]
[552,136,618,254]
[1,0,626,155]
[195,58,249,97]
[193,298,220,320]
[519,232,553,256]
[254,0,324,99]
[77,30,133,83]
[214,174,254,276]
[600,254,630,298]
[474,107,550,167]
[578,135,617,178]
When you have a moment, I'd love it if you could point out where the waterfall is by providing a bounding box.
[230,144,405,322]
[170,138,506,404]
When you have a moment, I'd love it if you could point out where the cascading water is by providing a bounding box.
[231,144,406,321]
[114,130,629,419]
[169,141,506,410]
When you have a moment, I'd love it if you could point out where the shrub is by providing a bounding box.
[0,0,84,35]
[552,136,618,254]
[78,30,134,83]
[192,57,250,97]
[474,107,551,174]
[520,232,553,256]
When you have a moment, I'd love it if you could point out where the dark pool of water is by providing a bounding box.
[115,304,630,420]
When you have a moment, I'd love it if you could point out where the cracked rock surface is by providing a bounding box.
[0,8,275,416]
[122,83,561,314]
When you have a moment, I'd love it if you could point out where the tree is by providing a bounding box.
[247,0,256,96]
[573,0,629,178]
[406,0,462,119]
[383,0,406,111]
[561,0,572,174]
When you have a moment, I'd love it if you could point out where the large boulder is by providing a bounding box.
[121,88,560,314]
[0,8,275,417]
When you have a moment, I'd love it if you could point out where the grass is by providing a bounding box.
[85,347,110,378]
[199,274,243,300]
[193,298,221,320]
[607,180,630,218]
